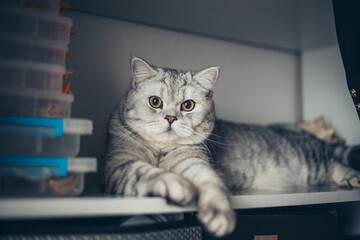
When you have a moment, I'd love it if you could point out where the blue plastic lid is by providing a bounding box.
[0,115,63,137]
[0,156,67,177]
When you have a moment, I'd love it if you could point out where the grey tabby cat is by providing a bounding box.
[104,57,360,237]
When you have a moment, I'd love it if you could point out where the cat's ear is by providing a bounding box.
[131,57,157,88]
[193,66,220,91]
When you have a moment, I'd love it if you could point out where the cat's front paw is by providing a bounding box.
[197,191,236,237]
[148,172,197,206]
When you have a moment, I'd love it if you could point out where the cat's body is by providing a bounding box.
[103,57,360,237]
[210,120,356,193]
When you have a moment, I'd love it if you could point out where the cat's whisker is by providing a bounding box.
[176,126,193,136]
[182,125,231,147]
[118,121,150,146]
[179,125,218,158]
[146,121,161,126]
[207,132,228,139]
[185,134,213,160]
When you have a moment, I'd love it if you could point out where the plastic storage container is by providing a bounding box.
[0,156,97,196]
[0,35,68,65]
[0,59,65,92]
[0,6,73,43]
[0,116,92,157]
[0,87,73,118]
[1,0,61,14]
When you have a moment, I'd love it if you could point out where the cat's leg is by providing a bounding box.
[160,148,236,237]
[330,162,360,188]
[104,157,197,206]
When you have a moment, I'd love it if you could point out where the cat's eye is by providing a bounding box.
[149,96,163,109]
[181,100,195,112]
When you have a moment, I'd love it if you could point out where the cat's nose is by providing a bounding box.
[165,115,177,124]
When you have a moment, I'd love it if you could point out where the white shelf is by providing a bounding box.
[1,190,360,220]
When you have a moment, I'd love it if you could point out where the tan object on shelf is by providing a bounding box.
[297,116,346,144]
[48,173,79,195]
[37,102,64,118]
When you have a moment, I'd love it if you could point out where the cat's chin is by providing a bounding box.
[155,134,206,146]
[141,125,206,146]
[144,130,193,145]
[152,129,183,142]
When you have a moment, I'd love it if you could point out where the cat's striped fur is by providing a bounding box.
[210,121,360,193]
[103,57,360,237]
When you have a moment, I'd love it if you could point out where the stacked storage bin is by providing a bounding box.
[0,0,97,196]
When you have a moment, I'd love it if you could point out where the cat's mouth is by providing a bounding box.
[153,127,178,142]
[145,122,195,142]
[163,125,183,138]
[163,124,192,138]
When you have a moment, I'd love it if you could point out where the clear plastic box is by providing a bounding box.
[1,0,61,14]
[0,59,66,92]
[0,156,97,196]
[0,87,73,118]
[0,116,93,157]
[0,6,73,43]
[0,35,68,65]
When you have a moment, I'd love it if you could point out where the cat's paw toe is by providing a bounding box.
[340,176,360,189]
[199,208,236,237]
[340,179,352,189]
[165,175,197,205]
[349,176,360,188]
[151,173,197,206]
[198,195,236,237]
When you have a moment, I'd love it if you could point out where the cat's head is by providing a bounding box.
[122,57,219,146]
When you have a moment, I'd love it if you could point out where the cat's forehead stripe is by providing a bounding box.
[160,70,188,98]
[145,67,197,101]
[163,75,173,98]
[160,84,166,98]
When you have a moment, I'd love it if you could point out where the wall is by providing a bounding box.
[301,45,360,144]
[301,46,360,236]
[63,10,299,190]
[67,0,337,52]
